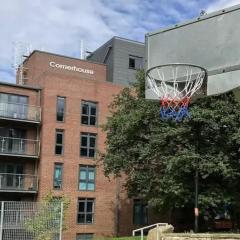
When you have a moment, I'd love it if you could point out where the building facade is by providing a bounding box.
[0,50,161,239]
[87,37,145,86]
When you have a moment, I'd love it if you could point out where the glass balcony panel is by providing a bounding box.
[0,136,39,157]
[0,173,38,192]
[0,102,41,122]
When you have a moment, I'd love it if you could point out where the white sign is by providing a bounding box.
[49,61,94,75]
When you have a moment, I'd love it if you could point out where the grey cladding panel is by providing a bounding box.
[113,38,145,85]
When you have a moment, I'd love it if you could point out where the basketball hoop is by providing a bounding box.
[146,64,207,121]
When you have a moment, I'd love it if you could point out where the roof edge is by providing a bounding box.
[147,4,240,36]
[24,50,107,67]
[0,81,42,91]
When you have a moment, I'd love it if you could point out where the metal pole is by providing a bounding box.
[59,202,64,240]
[0,202,4,240]
[141,229,143,240]
[194,164,199,233]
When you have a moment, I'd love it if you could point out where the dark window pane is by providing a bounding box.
[81,116,89,125]
[82,104,89,115]
[87,202,93,212]
[81,136,87,147]
[78,214,85,223]
[90,107,96,115]
[78,201,85,212]
[80,148,88,156]
[90,117,96,125]
[86,214,93,223]
[57,97,65,122]
[57,112,64,122]
[56,134,63,144]
[89,149,95,158]
[129,58,135,68]
[55,146,62,155]
[133,200,148,225]
[89,137,96,148]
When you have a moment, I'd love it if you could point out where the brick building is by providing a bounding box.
[0,50,160,240]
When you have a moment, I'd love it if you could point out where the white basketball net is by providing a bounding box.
[146,64,207,102]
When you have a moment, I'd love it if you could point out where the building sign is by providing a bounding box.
[49,61,94,75]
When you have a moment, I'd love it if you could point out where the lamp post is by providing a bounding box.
[194,166,199,233]
[194,122,200,233]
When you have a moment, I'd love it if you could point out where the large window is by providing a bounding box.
[56,97,66,122]
[133,199,148,225]
[76,233,93,240]
[129,55,143,70]
[80,133,96,158]
[81,101,97,126]
[53,163,63,190]
[79,165,95,191]
[55,129,64,155]
[0,93,28,119]
[77,198,94,224]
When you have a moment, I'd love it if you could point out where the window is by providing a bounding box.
[133,199,148,225]
[55,129,64,155]
[81,101,97,126]
[77,198,94,224]
[129,55,143,70]
[79,165,95,191]
[56,97,66,122]
[53,163,63,189]
[76,233,93,240]
[80,133,96,158]
[0,93,28,119]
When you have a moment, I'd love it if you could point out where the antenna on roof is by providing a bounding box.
[12,41,32,85]
[200,10,207,16]
[80,40,85,60]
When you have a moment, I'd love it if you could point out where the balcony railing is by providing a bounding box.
[0,173,38,192]
[0,137,40,157]
[0,102,41,122]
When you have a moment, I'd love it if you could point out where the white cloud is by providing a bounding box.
[0,0,239,83]
[206,0,240,12]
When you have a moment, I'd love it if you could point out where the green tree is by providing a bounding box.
[102,70,240,229]
[24,192,70,240]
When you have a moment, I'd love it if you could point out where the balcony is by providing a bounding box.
[0,137,40,158]
[0,102,41,123]
[0,173,38,193]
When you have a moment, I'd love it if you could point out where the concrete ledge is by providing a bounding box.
[160,233,240,240]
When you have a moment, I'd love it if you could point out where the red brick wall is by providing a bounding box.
[20,52,132,239]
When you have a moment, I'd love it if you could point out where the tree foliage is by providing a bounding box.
[102,70,240,227]
[24,192,70,240]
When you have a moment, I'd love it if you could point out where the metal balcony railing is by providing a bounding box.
[0,173,38,192]
[0,102,41,122]
[0,137,40,157]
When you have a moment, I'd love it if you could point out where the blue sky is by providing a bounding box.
[0,0,240,83]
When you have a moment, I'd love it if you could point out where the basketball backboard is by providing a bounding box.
[145,4,240,100]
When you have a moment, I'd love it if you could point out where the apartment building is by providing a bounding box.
[0,82,41,202]
[0,50,162,239]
